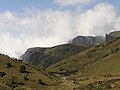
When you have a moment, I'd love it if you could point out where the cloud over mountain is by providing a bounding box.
[0,3,119,57]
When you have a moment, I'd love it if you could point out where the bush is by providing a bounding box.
[18,60,23,62]
[0,72,6,77]
[7,76,18,89]
[38,79,47,85]
[111,48,119,54]
[24,76,29,80]
[11,76,17,84]
[114,48,119,52]
[5,63,12,68]
[19,65,26,73]
[59,67,65,71]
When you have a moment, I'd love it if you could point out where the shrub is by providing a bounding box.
[111,48,119,54]
[5,63,12,68]
[18,60,23,62]
[59,67,65,71]
[0,72,6,77]
[19,65,26,73]
[111,49,114,54]
[38,79,47,85]
[11,76,17,84]
[114,48,119,52]
[7,76,18,88]
[24,76,29,80]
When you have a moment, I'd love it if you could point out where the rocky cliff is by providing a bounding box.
[106,31,120,42]
[71,36,105,45]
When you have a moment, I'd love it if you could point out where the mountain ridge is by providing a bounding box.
[21,44,91,68]
[21,31,120,70]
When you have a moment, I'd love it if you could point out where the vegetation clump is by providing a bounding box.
[24,76,29,80]
[19,65,27,73]
[0,72,6,77]
[38,79,47,85]
[5,62,12,68]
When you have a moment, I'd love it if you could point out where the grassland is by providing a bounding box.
[47,38,120,77]
[83,51,120,77]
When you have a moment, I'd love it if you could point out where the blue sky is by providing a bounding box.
[0,0,54,12]
[0,0,119,14]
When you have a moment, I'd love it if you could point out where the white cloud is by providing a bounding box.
[75,3,117,35]
[0,3,119,58]
[54,0,95,6]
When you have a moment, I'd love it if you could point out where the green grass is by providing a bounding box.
[83,51,120,77]
[47,38,120,77]
[0,82,11,90]
[0,54,60,90]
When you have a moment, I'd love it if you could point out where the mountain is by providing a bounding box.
[21,44,91,69]
[106,31,120,42]
[20,35,105,69]
[21,31,120,75]
[71,36,105,45]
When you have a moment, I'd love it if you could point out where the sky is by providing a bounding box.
[0,0,120,57]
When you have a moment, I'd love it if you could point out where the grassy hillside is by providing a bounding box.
[1,53,112,90]
[47,38,120,77]
[46,37,120,89]
[0,54,60,90]
[83,49,120,77]
[21,44,91,68]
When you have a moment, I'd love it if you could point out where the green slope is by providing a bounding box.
[47,38,120,76]
[0,54,60,90]
[83,50,120,77]
[46,37,120,90]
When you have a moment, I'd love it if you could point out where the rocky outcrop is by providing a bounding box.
[71,36,105,45]
[21,47,46,63]
[106,31,120,42]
